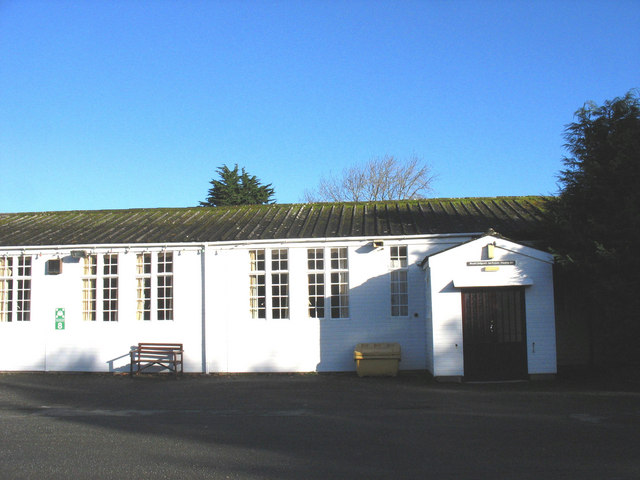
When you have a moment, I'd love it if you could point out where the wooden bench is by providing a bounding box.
[130,343,184,376]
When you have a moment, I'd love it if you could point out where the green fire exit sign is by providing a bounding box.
[55,308,65,330]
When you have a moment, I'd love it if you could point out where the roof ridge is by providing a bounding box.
[0,196,553,216]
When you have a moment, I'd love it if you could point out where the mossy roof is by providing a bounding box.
[0,196,551,247]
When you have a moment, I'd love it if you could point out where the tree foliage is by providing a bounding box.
[304,156,435,203]
[200,164,275,207]
[548,90,640,364]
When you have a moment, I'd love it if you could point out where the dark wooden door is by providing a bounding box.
[462,287,528,380]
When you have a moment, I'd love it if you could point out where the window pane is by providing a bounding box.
[330,271,349,318]
[136,263,151,321]
[84,255,97,276]
[271,249,288,271]
[250,249,265,272]
[250,273,266,319]
[103,274,118,322]
[307,248,324,270]
[390,249,408,317]
[16,260,31,322]
[271,270,289,319]
[331,248,348,270]
[156,252,174,321]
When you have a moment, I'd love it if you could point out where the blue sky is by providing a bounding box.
[1,0,638,213]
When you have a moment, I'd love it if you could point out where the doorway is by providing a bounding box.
[462,287,528,380]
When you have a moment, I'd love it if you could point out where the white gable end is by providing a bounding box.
[425,235,557,380]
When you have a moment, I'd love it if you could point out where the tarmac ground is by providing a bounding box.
[0,370,639,479]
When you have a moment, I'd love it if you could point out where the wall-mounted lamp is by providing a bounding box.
[482,266,499,272]
[372,240,384,249]
[487,243,495,259]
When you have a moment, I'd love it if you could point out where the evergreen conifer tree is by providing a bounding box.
[548,90,640,364]
[200,165,275,207]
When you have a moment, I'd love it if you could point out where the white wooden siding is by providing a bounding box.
[0,249,204,372]
[204,240,441,373]
[0,234,557,376]
[427,235,557,377]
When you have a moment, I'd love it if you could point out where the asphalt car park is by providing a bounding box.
[0,372,638,479]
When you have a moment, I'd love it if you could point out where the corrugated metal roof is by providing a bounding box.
[0,197,551,247]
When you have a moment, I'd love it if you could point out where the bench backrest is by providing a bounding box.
[135,343,183,356]
[137,342,182,349]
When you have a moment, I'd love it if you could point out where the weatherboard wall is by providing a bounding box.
[426,235,557,377]
[0,248,204,373]
[1,237,464,373]
[202,238,464,373]
[0,232,556,376]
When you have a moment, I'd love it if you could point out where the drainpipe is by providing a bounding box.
[200,245,208,374]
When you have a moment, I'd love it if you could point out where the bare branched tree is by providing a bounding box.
[304,155,435,202]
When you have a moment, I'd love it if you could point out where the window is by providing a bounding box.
[82,254,118,321]
[16,256,31,321]
[136,253,151,321]
[0,257,12,322]
[307,248,324,318]
[0,256,31,322]
[249,249,289,319]
[330,247,349,318]
[271,249,289,319]
[306,247,350,319]
[390,246,408,317]
[136,252,173,321]
[103,254,118,322]
[249,249,266,319]
[157,252,173,321]
[82,255,97,321]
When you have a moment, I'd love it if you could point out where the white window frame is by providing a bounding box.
[82,254,119,322]
[249,248,289,320]
[270,249,289,319]
[249,249,266,319]
[0,255,31,322]
[136,253,151,321]
[157,252,174,321]
[103,254,118,322]
[82,255,97,321]
[136,251,174,321]
[390,245,409,317]
[306,247,350,319]
[330,247,349,319]
[307,248,325,318]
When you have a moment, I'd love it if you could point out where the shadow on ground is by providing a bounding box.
[0,372,639,479]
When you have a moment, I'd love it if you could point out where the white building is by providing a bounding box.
[0,198,557,380]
